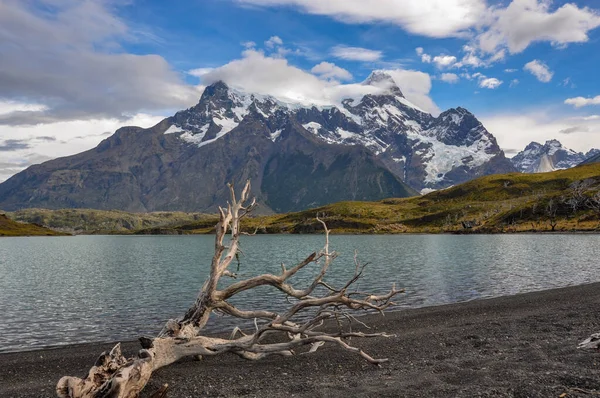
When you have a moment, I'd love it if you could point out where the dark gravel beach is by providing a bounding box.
[2,283,600,397]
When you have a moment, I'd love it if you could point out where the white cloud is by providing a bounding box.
[238,0,600,55]
[330,45,382,61]
[504,68,517,73]
[479,77,503,89]
[201,49,439,113]
[385,70,440,114]
[523,60,553,83]
[467,72,503,89]
[481,111,600,155]
[432,55,457,68]
[565,95,600,108]
[187,68,215,78]
[237,0,487,38]
[478,0,600,54]
[0,0,200,125]
[265,35,284,48]
[0,101,48,115]
[440,73,459,84]
[415,47,434,63]
[510,79,519,87]
[311,62,353,81]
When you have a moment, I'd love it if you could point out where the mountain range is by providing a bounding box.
[510,140,599,173]
[0,71,594,213]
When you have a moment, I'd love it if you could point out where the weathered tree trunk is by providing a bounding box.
[57,181,402,398]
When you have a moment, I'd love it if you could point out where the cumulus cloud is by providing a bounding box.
[310,62,353,81]
[432,55,457,68]
[265,35,284,48]
[239,0,600,55]
[416,48,432,63]
[201,50,439,113]
[565,95,600,108]
[479,77,503,89]
[478,0,600,54]
[440,73,460,84]
[330,45,382,61]
[523,60,553,83]
[236,0,487,38]
[465,72,503,89]
[0,0,200,126]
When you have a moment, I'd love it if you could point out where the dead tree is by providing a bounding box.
[545,198,558,231]
[56,181,402,398]
[588,190,600,227]
[565,179,595,214]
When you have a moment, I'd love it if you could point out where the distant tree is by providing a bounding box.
[587,190,600,227]
[546,199,559,231]
[564,179,595,214]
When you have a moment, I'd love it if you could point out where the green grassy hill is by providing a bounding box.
[0,214,67,236]
[7,209,210,235]
[175,162,600,234]
[6,162,600,235]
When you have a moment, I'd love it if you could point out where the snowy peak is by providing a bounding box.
[164,78,514,191]
[511,139,594,173]
[427,107,498,151]
[363,71,404,97]
[169,81,293,146]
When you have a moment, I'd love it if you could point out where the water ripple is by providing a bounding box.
[0,234,599,352]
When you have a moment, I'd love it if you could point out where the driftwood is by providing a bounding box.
[56,181,403,398]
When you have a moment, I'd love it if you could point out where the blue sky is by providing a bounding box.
[2,0,600,180]
[118,0,600,114]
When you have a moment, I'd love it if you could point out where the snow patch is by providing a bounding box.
[302,122,322,135]
[164,125,183,135]
[270,129,282,142]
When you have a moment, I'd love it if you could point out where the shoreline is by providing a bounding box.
[3,282,600,397]
[3,229,600,237]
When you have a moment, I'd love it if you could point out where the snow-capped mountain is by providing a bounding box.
[166,72,514,192]
[511,140,599,173]
[0,72,515,213]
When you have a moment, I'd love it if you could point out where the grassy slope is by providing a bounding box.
[6,209,210,235]
[0,214,67,237]
[176,162,600,234]
[5,163,600,235]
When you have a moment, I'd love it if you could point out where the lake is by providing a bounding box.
[1,234,599,353]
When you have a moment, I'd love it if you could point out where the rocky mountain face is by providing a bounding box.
[0,72,516,213]
[511,140,599,173]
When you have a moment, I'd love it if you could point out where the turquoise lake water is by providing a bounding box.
[1,234,599,352]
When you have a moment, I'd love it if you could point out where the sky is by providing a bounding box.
[2,0,600,181]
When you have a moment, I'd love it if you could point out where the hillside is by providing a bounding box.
[7,209,210,235]
[168,162,600,234]
[0,214,67,237]
[7,163,600,235]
